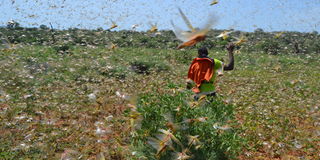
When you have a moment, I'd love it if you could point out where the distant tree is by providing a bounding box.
[256,39,280,55]
[254,28,264,33]
[40,24,49,30]
[233,30,241,35]
[6,20,20,28]
[293,41,300,54]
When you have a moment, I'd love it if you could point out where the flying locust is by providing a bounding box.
[171,8,218,49]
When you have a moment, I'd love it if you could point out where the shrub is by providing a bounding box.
[256,39,281,55]
[130,61,152,74]
[130,60,170,74]
[98,65,127,79]
[130,91,243,160]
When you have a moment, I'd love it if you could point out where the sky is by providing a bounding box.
[1,0,320,32]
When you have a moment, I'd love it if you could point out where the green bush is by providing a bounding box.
[98,66,127,79]
[130,61,152,74]
[256,39,281,55]
[52,44,72,54]
[130,60,170,74]
[131,91,243,160]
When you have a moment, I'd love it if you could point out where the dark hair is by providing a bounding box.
[198,47,208,58]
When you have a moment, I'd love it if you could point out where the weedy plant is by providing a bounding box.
[129,91,244,160]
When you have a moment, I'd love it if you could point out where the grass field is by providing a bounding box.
[0,45,319,159]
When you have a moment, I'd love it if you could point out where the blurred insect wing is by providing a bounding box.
[234,35,247,46]
[188,135,200,146]
[178,8,195,32]
[147,137,162,150]
[197,117,207,122]
[106,43,117,50]
[171,20,192,42]
[172,151,191,160]
[217,31,232,39]
[198,12,218,35]
[96,152,105,160]
[220,125,231,130]
[213,123,231,130]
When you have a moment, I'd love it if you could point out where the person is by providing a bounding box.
[187,43,235,100]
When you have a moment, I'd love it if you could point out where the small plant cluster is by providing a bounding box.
[128,91,243,160]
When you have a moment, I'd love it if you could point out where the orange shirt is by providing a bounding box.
[187,58,214,93]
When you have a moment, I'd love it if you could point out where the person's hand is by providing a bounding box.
[226,43,235,52]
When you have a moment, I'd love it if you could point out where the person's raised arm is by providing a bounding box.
[223,43,235,71]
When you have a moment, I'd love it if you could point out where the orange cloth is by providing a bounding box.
[187,58,214,93]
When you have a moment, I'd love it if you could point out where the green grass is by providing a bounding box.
[0,45,319,159]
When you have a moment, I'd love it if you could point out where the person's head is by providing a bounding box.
[198,47,209,58]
